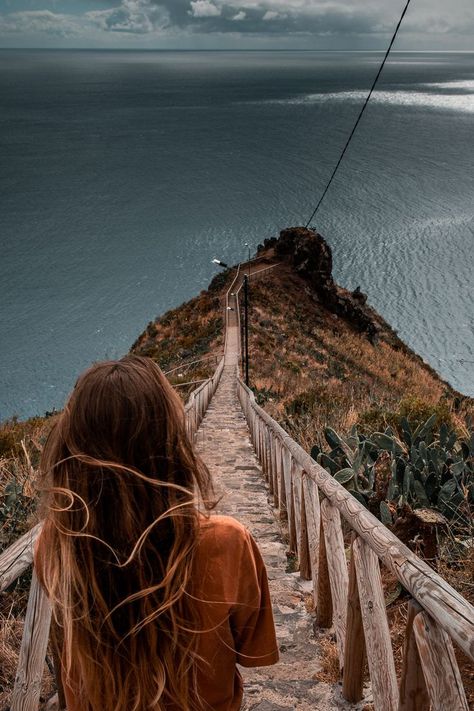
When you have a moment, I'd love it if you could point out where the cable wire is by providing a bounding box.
[305,0,413,228]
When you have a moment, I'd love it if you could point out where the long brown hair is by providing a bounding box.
[39,355,215,710]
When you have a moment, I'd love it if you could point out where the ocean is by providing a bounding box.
[1,50,473,419]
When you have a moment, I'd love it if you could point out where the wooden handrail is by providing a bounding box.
[237,377,474,663]
[183,355,225,441]
[237,376,472,709]
[0,523,42,592]
[164,352,223,376]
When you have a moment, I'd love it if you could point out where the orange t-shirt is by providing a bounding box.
[35,515,278,710]
[190,515,279,709]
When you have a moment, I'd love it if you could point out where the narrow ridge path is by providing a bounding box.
[194,323,362,710]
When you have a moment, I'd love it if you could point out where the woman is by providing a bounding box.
[35,355,278,711]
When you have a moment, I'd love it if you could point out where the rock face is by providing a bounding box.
[275,227,334,294]
[259,227,378,342]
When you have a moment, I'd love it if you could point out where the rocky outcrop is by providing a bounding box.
[274,227,334,293]
[258,227,378,342]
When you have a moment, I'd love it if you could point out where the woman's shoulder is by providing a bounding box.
[198,514,250,552]
[199,514,248,536]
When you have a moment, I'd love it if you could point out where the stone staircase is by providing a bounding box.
[194,354,368,710]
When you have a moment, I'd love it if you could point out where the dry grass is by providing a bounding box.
[0,612,23,703]
[131,272,229,372]
[0,417,56,709]
[312,635,340,683]
[0,611,55,710]
[0,417,54,549]
[245,264,472,449]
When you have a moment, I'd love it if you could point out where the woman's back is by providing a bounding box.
[36,356,277,710]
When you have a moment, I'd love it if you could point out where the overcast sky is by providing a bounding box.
[0,0,473,50]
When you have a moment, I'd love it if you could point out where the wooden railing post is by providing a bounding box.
[302,473,321,608]
[413,610,469,711]
[342,535,366,702]
[255,416,262,460]
[267,432,274,495]
[298,477,311,581]
[271,435,279,508]
[262,428,270,484]
[276,439,287,519]
[283,450,297,552]
[320,498,348,665]
[353,537,398,711]
[316,516,333,628]
[398,600,429,711]
[11,571,52,711]
[251,409,257,445]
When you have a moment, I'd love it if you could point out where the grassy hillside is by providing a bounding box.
[246,260,470,449]
[130,269,229,398]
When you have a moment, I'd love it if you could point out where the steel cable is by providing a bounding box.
[305,0,413,228]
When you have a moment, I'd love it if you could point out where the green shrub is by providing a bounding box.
[312,415,473,531]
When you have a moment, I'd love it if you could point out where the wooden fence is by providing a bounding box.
[184,355,225,440]
[237,377,474,710]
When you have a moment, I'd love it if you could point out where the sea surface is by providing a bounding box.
[1,50,473,419]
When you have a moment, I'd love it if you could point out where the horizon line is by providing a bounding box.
[1,47,473,53]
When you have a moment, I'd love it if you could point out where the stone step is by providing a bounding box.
[194,354,369,710]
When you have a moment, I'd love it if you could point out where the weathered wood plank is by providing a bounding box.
[321,498,348,665]
[291,460,311,579]
[50,621,67,711]
[302,473,320,607]
[276,439,287,518]
[289,462,310,578]
[398,600,429,711]
[298,476,311,580]
[413,610,469,711]
[11,570,52,711]
[264,429,271,485]
[266,431,274,495]
[0,523,42,592]
[353,536,398,711]
[291,458,302,556]
[257,417,263,461]
[271,435,279,507]
[261,425,267,475]
[342,536,366,702]
[316,517,333,628]
[282,449,296,549]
